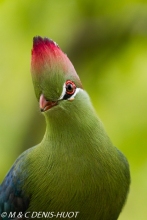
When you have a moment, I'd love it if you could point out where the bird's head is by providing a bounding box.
[31,36,83,113]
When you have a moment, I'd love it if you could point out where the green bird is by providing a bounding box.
[0,36,130,220]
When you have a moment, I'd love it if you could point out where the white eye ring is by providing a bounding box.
[58,81,81,101]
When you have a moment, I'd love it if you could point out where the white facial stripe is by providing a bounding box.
[58,82,82,101]
[58,82,66,100]
[68,88,81,100]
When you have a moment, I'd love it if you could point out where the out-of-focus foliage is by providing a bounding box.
[0,0,146,219]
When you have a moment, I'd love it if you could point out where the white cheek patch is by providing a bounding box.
[58,82,82,101]
[68,88,81,100]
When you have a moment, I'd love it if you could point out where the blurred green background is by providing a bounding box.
[0,0,147,219]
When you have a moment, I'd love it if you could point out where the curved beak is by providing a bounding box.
[39,94,58,112]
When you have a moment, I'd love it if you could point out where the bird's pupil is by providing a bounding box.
[64,80,76,98]
[67,84,72,91]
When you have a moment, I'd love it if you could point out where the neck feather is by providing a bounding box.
[41,91,111,155]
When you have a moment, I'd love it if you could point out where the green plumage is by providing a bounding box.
[0,36,130,220]
[24,90,129,220]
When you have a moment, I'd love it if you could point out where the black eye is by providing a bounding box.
[65,80,76,95]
